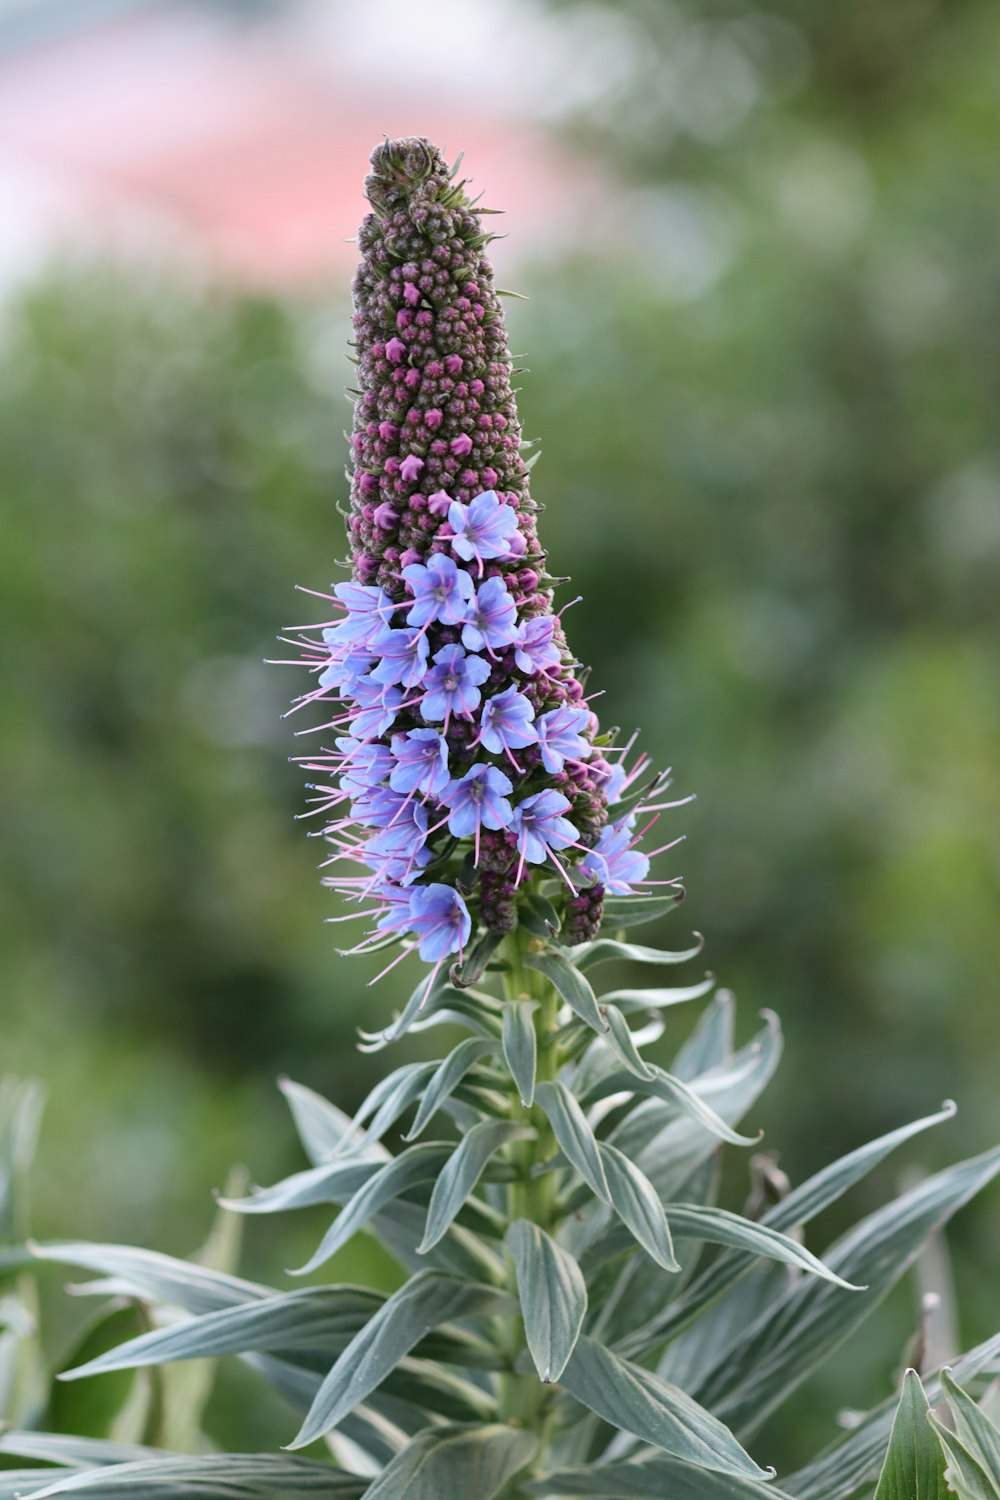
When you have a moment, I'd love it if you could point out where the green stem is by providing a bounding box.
[497,923,560,1463]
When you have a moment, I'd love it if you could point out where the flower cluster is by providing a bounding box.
[287,139,678,980]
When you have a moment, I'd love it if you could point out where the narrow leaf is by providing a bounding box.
[278,1077,384,1166]
[559,1338,768,1478]
[592,1066,760,1147]
[872,1369,949,1500]
[21,1452,367,1496]
[506,1221,587,1383]
[419,1123,533,1254]
[535,1082,609,1200]
[666,1205,861,1289]
[599,1143,679,1272]
[501,1003,538,1107]
[598,977,716,1013]
[572,935,705,972]
[602,1006,656,1080]
[525,949,607,1032]
[406,1040,495,1140]
[288,1273,509,1449]
[601,894,683,929]
[362,1424,535,1500]
[527,1452,795,1496]
[938,1369,1000,1485]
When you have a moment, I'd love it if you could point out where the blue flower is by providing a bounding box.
[448,490,520,572]
[421,644,492,725]
[401,554,476,629]
[440,764,514,842]
[319,639,376,694]
[388,728,452,798]
[579,814,649,895]
[461,576,519,654]
[476,686,538,762]
[331,583,396,643]
[408,883,472,961]
[370,627,430,690]
[536,705,593,774]
[513,615,561,676]
[349,679,406,740]
[509,790,578,867]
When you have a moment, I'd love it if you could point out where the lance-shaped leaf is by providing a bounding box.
[559,1338,768,1478]
[292,1144,452,1276]
[928,1425,995,1500]
[601,893,683,929]
[702,1143,1000,1436]
[419,1122,533,1254]
[782,1330,1000,1500]
[18,1452,368,1497]
[590,1065,759,1148]
[506,1221,587,1383]
[526,1452,796,1497]
[872,1369,949,1500]
[278,1077,373,1165]
[287,1272,509,1449]
[599,1143,679,1272]
[362,1424,536,1500]
[30,1242,269,1315]
[622,1100,958,1360]
[0,1433,154,1467]
[525,949,606,1032]
[933,1370,1000,1490]
[602,1006,656,1080]
[598,977,716,1014]
[665,1205,860,1290]
[501,1002,539,1107]
[535,1081,609,1199]
[342,1061,440,1153]
[404,1039,496,1140]
[219,1158,381,1216]
[571,935,705,973]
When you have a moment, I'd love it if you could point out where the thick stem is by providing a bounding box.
[497,925,561,1462]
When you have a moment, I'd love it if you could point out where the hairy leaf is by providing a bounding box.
[665,1205,859,1289]
[406,1039,496,1140]
[525,949,606,1032]
[535,1082,609,1199]
[501,1002,538,1107]
[19,1452,367,1496]
[598,1143,679,1272]
[527,1452,794,1496]
[419,1122,532,1253]
[596,977,716,1014]
[362,1423,535,1499]
[571,936,706,972]
[872,1369,948,1500]
[601,1007,656,1080]
[506,1220,587,1382]
[278,1078,384,1166]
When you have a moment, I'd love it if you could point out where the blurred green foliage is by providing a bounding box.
[1,0,997,1470]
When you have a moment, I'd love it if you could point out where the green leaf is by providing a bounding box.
[405,1039,496,1140]
[525,949,607,1032]
[501,1002,538,1107]
[506,1220,587,1383]
[571,935,705,973]
[598,1143,679,1272]
[19,1452,367,1497]
[218,1157,383,1216]
[597,977,716,1014]
[601,894,683,929]
[0,1431,153,1466]
[288,1272,510,1449]
[872,1369,949,1500]
[278,1078,379,1166]
[940,1369,1000,1482]
[665,1205,860,1289]
[928,1425,996,1500]
[602,1006,656,1080]
[48,1301,150,1439]
[419,1122,533,1254]
[347,1062,440,1152]
[535,1081,609,1199]
[700,1143,1000,1437]
[31,1242,270,1316]
[590,1065,760,1147]
[559,1338,768,1478]
[361,1424,535,1500]
[526,1452,794,1496]
[520,891,561,939]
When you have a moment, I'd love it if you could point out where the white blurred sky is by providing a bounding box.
[0,0,631,287]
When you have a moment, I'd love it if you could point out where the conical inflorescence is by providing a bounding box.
[288,137,678,983]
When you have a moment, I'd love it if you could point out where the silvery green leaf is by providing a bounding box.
[0,1432,153,1466]
[219,1158,383,1216]
[601,894,683,929]
[526,1452,794,1496]
[362,1423,535,1500]
[671,991,735,1080]
[596,1065,759,1149]
[501,1002,539,1107]
[625,1100,958,1361]
[783,1330,1000,1500]
[598,977,716,1014]
[288,1272,509,1448]
[935,1370,1000,1486]
[535,1082,609,1199]
[571,935,705,973]
[559,1338,768,1478]
[30,1242,268,1315]
[665,1205,859,1289]
[525,949,606,1032]
[598,1143,679,1272]
[0,1475,59,1497]
[520,891,561,938]
[871,1369,948,1500]
[419,1122,533,1254]
[928,1423,995,1500]
[292,1144,454,1276]
[506,1220,587,1383]
[345,1062,439,1152]
[601,1007,656,1080]
[19,1452,367,1497]
[701,1143,1000,1437]
[405,1039,496,1140]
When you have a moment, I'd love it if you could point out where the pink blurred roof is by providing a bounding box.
[0,2,591,286]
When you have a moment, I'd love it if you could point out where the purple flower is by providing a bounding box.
[369,627,430,690]
[336,737,394,799]
[440,764,514,844]
[421,644,491,725]
[401,554,475,629]
[461,576,519,654]
[389,728,452,798]
[319,640,377,695]
[366,803,432,885]
[476,686,538,762]
[579,814,649,895]
[514,615,561,676]
[349,679,406,740]
[331,583,396,644]
[408,883,472,961]
[536,705,592,774]
[448,490,520,572]
[509,790,579,868]
[399,453,425,484]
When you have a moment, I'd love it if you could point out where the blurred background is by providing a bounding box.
[2,0,997,1469]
